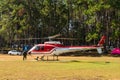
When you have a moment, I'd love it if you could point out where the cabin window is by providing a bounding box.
[41,46,44,50]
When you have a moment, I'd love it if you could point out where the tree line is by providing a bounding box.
[0,0,120,49]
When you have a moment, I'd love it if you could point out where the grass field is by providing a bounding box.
[0,54,120,80]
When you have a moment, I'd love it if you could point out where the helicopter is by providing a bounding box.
[27,35,106,61]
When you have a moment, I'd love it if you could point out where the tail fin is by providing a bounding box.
[97,35,106,46]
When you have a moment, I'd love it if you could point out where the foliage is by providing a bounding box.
[0,0,120,48]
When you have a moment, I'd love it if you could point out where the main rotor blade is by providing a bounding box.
[55,38,77,40]
[48,33,61,39]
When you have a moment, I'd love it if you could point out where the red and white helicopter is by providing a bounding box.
[27,35,106,60]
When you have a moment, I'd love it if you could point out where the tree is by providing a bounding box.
[0,0,120,48]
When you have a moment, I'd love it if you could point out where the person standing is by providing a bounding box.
[23,50,27,60]
[22,45,28,61]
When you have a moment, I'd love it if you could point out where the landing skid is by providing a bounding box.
[34,55,59,61]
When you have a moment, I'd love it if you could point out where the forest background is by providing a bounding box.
[0,0,120,51]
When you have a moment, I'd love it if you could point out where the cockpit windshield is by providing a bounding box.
[35,46,44,50]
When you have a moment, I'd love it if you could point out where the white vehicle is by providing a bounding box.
[8,50,22,55]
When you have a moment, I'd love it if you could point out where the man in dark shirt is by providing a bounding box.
[23,50,27,60]
[22,44,29,61]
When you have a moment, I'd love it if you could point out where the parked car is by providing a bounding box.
[8,50,22,55]
[111,48,120,55]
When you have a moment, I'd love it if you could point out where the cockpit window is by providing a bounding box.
[35,46,40,50]
[35,46,44,51]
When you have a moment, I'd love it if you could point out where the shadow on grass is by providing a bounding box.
[60,52,103,57]
[60,60,111,65]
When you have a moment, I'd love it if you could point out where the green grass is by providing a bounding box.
[0,55,120,80]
